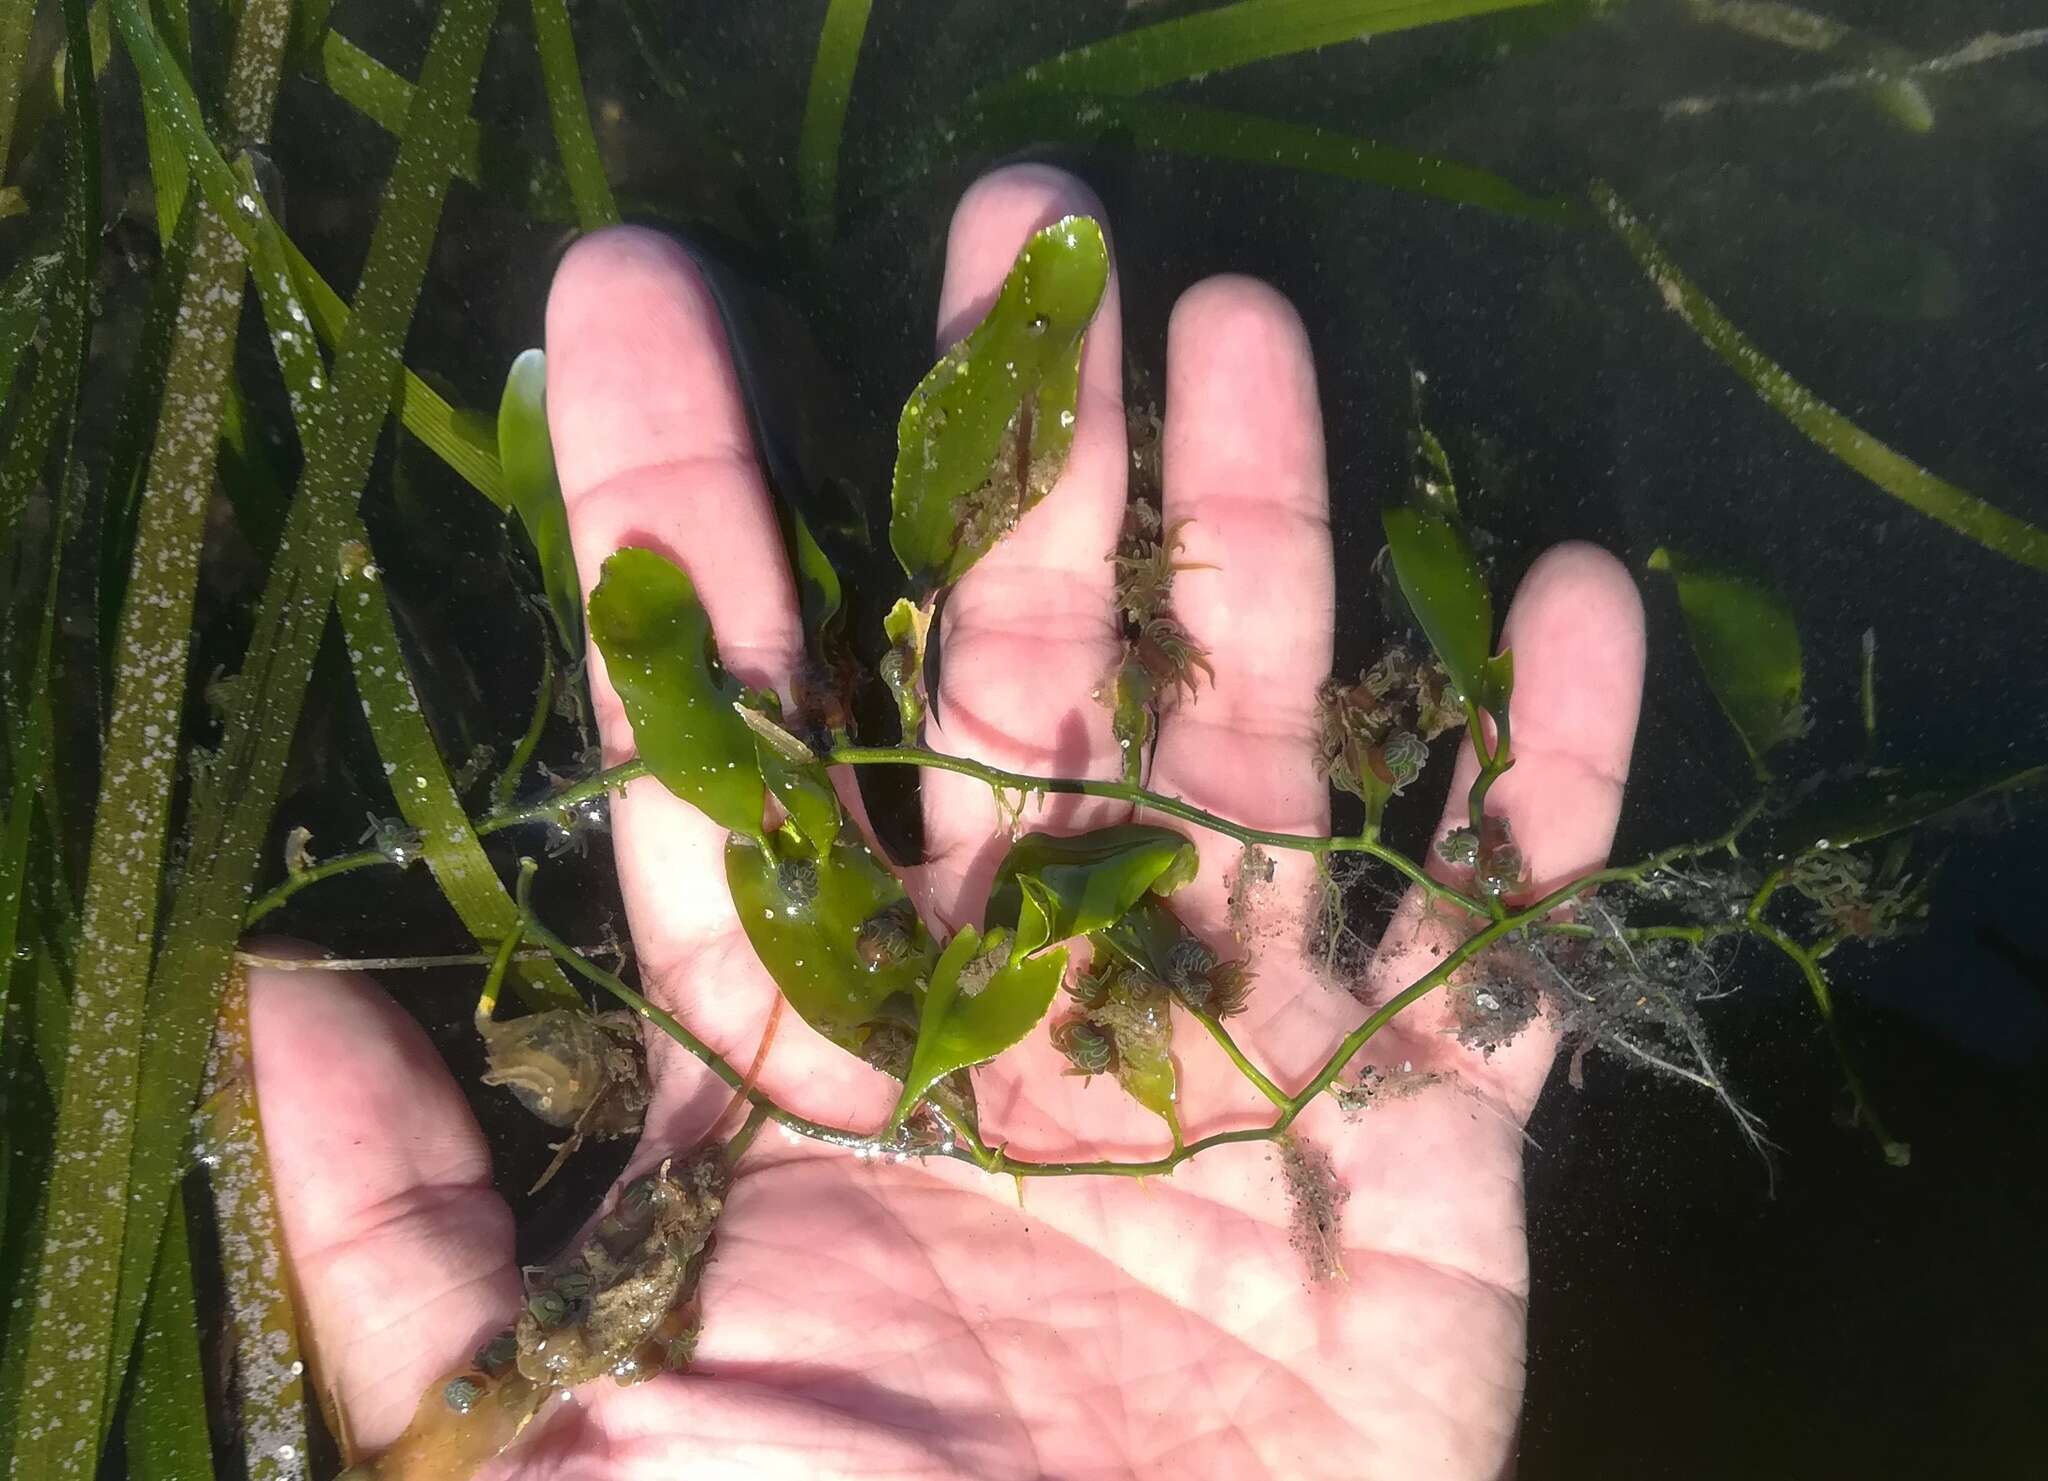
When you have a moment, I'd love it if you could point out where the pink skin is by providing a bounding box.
[249,165,1645,1479]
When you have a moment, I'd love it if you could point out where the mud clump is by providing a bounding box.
[1277,1134,1351,1284]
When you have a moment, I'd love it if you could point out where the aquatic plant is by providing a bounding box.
[2,0,2043,1476]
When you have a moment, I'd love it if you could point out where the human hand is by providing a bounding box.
[250,164,1645,1480]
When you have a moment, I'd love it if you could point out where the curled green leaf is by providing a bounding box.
[588,548,765,838]
[1649,547,1805,775]
[1382,507,1494,715]
[890,216,1108,595]
[783,500,843,644]
[498,349,583,656]
[880,596,929,735]
[891,925,1070,1131]
[986,824,1198,962]
[725,830,935,1056]
[737,699,842,850]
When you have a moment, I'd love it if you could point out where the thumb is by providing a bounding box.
[248,955,518,1453]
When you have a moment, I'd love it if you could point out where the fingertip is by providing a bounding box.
[1499,540,1647,794]
[542,222,803,708]
[247,955,493,1209]
[938,164,1115,343]
[1167,273,1313,372]
[545,226,757,495]
[936,166,1125,505]
[1163,274,1325,522]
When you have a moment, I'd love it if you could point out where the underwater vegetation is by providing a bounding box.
[1,0,2044,1475]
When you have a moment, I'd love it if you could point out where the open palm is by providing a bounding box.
[252,166,1644,1480]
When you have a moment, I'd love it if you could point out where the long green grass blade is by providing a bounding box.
[337,535,580,1008]
[6,0,292,1470]
[313,27,577,227]
[0,0,34,172]
[0,537,80,1479]
[134,24,511,508]
[282,234,511,506]
[0,134,93,553]
[984,0,1551,99]
[0,251,59,409]
[1592,181,2048,575]
[318,28,484,181]
[105,1,509,1441]
[0,267,84,1029]
[191,966,308,1481]
[797,0,872,245]
[529,0,617,228]
[982,95,1573,223]
[124,1192,214,1481]
[97,197,204,650]
[112,0,512,1425]
[0,26,90,1481]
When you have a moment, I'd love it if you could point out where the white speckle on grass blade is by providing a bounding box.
[10,0,295,1473]
[1591,179,2048,574]
[10,1,514,1474]
[196,967,310,1480]
[335,523,577,1009]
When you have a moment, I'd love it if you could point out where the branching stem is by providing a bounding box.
[829,743,1487,915]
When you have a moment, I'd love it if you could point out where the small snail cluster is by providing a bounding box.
[511,1154,729,1387]
[1317,644,1464,812]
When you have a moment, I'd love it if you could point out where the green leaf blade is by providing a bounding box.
[987,0,1551,99]
[335,537,579,1009]
[100,0,509,1464]
[973,97,1576,225]
[987,824,1198,960]
[894,927,1069,1129]
[1759,764,2047,858]
[588,548,767,839]
[1382,507,1493,709]
[890,216,1108,594]
[1648,547,1804,773]
[498,349,583,655]
[797,0,874,245]
[726,831,935,1054]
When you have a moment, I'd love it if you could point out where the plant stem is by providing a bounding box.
[1745,917,1908,1166]
[522,910,879,1153]
[1193,1010,1288,1109]
[493,640,556,809]
[244,758,651,926]
[720,1103,774,1171]
[236,947,579,972]
[829,743,1488,915]
[243,846,412,926]
[479,757,650,833]
[521,853,1606,1182]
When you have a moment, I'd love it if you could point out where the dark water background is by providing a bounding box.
[206,0,2048,1472]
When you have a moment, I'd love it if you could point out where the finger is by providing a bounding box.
[548,228,802,711]
[1142,276,1352,1097]
[1368,542,1647,1119]
[248,962,516,1453]
[915,164,1129,927]
[1152,275,1334,835]
[546,229,898,1144]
